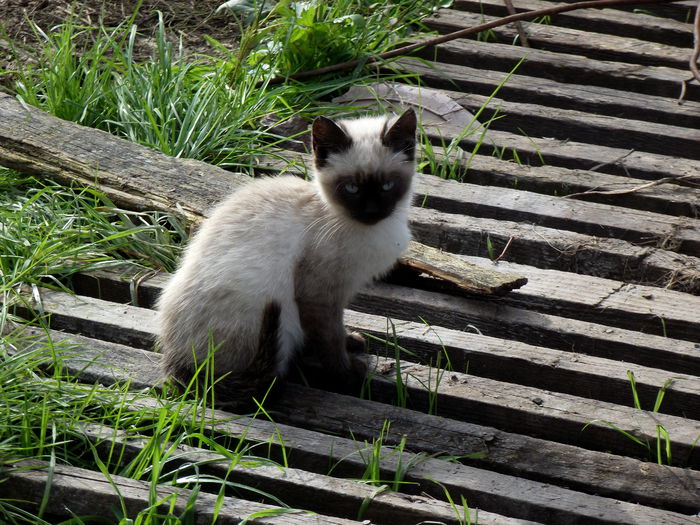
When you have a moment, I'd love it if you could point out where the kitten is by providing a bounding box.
[157,109,417,408]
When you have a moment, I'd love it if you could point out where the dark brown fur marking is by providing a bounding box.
[168,302,283,411]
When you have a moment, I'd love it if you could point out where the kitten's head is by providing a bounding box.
[311,109,417,225]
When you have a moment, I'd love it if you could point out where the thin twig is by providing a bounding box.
[588,149,635,172]
[678,0,700,104]
[563,174,695,199]
[258,0,682,88]
[503,0,531,47]
[492,235,515,264]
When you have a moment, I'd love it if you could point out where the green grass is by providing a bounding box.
[582,371,693,466]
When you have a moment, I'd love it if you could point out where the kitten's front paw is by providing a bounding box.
[346,331,368,354]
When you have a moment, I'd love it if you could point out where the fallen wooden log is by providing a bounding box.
[0,93,526,295]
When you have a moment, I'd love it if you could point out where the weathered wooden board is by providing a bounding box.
[402,241,527,294]
[418,38,700,101]
[4,460,363,525]
[0,93,247,223]
[8,284,699,461]
[409,207,700,295]
[259,147,700,218]
[393,57,700,130]
[452,0,693,46]
[450,90,700,160]
[9,327,700,515]
[425,9,690,68]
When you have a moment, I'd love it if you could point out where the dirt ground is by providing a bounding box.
[0,0,241,90]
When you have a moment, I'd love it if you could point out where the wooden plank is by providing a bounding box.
[402,241,527,295]
[449,90,700,160]
[71,266,700,375]
[436,152,700,218]
[79,423,538,525]
[451,0,694,47]
[0,92,247,222]
[427,103,700,184]
[414,176,700,257]
[11,288,699,454]
[416,38,700,101]
[257,150,700,220]
[393,57,700,131]
[552,0,698,22]
[9,332,698,524]
[408,206,700,296]
[13,330,697,516]
[425,9,690,69]
[452,255,700,347]
[4,460,361,525]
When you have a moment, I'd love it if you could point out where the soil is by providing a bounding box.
[0,0,242,91]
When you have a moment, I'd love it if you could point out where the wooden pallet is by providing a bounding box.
[1,1,699,523]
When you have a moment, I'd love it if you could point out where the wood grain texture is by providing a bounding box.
[9,286,699,463]
[425,9,690,69]
[402,240,527,294]
[0,93,247,223]
[5,460,361,525]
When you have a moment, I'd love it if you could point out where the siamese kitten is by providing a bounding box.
[158,109,417,407]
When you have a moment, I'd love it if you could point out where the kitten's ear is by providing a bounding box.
[312,116,352,167]
[382,108,417,160]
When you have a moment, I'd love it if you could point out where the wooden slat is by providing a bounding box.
[70,266,700,374]
[392,58,700,130]
[409,207,700,296]
[452,0,694,47]
[10,286,699,457]
[9,332,698,524]
[0,93,247,223]
[5,460,361,525]
[415,177,700,256]
[425,9,690,68]
[450,91,700,160]
[258,150,700,221]
[402,241,527,295]
[11,330,699,515]
[417,38,700,101]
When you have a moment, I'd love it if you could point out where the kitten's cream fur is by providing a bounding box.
[158,110,416,406]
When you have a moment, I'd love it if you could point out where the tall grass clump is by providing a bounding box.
[0,169,184,296]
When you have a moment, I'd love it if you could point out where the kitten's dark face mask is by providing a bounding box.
[334,174,411,225]
[312,109,417,224]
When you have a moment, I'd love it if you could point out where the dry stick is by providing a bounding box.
[492,235,516,264]
[503,0,531,48]
[259,0,684,88]
[678,0,700,104]
[563,174,696,199]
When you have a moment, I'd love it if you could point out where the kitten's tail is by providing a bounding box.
[212,300,283,411]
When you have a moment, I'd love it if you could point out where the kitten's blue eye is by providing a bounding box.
[381,181,395,191]
[344,183,359,194]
